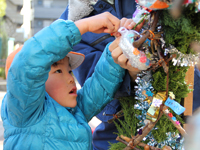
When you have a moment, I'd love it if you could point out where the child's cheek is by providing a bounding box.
[45,76,64,97]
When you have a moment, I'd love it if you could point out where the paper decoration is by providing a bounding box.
[152,97,162,107]
[165,98,185,115]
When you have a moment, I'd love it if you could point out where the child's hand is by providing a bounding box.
[75,12,120,35]
[109,37,140,81]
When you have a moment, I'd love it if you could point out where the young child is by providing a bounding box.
[1,12,125,150]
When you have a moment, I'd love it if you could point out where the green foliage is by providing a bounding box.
[109,142,126,150]
[0,0,6,18]
[0,68,5,79]
[108,96,140,149]
[116,97,140,137]
[110,61,189,148]
[110,4,197,150]
[0,17,8,59]
[161,4,200,54]
[153,62,189,103]
[151,62,190,143]
[0,31,8,59]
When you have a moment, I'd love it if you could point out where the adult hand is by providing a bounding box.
[75,12,120,35]
[109,37,140,81]
[109,18,145,81]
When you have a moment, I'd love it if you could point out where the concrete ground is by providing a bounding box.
[0,78,101,149]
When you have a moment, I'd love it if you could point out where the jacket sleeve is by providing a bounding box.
[76,43,125,122]
[5,20,81,127]
[60,6,133,97]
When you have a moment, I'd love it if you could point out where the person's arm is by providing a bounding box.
[5,20,82,127]
[75,12,119,35]
[76,43,125,122]
[5,13,119,127]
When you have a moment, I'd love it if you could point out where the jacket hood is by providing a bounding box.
[68,0,95,21]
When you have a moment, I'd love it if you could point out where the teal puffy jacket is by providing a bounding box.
[1,20,125,150]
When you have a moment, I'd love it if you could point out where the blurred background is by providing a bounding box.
[0,0,70,78]
[0,0,101,149]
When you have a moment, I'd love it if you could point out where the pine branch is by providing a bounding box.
[131,105,165,146]
[116,136,140,150]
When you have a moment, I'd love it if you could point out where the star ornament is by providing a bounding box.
[146,90,154,97]
[169,91,175,100]
[175,121,180,125]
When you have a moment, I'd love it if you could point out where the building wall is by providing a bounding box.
[9,0,23,5]
[21,0,33,39]
[32,0,68,35]
[4,0,68,43]
[5,0,24,44]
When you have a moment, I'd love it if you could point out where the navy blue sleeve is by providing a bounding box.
[59,6,69,20]
[193,66,200,112]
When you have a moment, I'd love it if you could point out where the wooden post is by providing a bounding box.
[184,66,194,128]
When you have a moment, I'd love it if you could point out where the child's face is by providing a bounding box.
[45,57,77,108]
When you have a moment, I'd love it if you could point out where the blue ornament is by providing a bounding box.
[146,90,154,97]
[145,59,150,66]
[172,116,176,121]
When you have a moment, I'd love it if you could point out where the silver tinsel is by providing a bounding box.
[165,45,200,66]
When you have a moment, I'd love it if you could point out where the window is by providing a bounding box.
[17,5,23,12]
[37,20,43,27]
[38,0,43,6]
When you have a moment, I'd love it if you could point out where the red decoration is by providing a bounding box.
[168,113,173,117]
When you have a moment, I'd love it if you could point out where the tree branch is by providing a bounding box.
[162,108,187,136]
[133,11,160,48]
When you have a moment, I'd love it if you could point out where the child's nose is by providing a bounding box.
[69,79,74,84]
[68,75,75,84]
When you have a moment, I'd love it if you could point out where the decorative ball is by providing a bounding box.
[138,129,143,135]
[144,145,150,150]
[168,113,173,118]
[133,48,140,55]
[140,56,147,63]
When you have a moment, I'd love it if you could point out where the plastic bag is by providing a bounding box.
[118,27,151,70]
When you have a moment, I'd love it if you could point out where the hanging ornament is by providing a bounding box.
[132,5,150,24]
[165,97,186,115]
[118,27,152,70]
[135,0,170,10]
